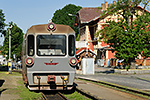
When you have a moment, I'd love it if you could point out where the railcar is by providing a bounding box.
[22,20,77,90]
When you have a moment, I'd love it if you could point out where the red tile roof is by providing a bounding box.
[78,6,150,24]
[78,8,103,23]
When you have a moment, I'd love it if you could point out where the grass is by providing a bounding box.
[64,91,92,100]
[16,80,42,100]
[0,71,91,100]
[0,71,42,100]
[0,71,93,100]
[0,71,22,77]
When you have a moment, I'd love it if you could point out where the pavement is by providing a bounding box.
[74,66,150,100]
[74,78,147,100]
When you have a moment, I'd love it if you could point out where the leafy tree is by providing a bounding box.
[0,9,6,33]
[133,13,150,59]
[96,0,150,68]
[0,9,6,55]
[52,4,82,40]
[1,22,24,60]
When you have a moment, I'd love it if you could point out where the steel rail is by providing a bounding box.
[41,92,68,100]
[57,92,69,100]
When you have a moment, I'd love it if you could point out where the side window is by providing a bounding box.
[27,35,34,56]
[22,40,26,56]
[68,35,75,56]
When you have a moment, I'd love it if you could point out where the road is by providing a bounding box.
[76,73,150,90]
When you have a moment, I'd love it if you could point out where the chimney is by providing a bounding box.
[113,1,116,5]
[118,0,121,2]
[101,3,105,11]
[108,3,111,7]
[105,2,108,10]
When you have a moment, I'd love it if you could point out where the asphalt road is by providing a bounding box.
[76,73,150,90]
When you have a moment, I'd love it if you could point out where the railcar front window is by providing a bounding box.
[37,35,66,56]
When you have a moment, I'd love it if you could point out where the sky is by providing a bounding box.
[0,0,114,33]
[0,0,115,46]
[0,0,148,46]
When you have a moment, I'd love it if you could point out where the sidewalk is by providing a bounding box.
[74,78,147,100]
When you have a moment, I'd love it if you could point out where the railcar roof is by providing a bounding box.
[26,24,75,34]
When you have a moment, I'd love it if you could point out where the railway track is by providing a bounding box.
[41,91,69,100]
[13,70,150,99]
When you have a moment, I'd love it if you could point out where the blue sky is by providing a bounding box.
[0,0,148,46]
[1,0,114,33]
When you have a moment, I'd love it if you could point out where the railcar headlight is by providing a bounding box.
[47,22,56,31]
[25,57,34,66]
[69,57,77,66]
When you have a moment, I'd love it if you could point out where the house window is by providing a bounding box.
[80,28,85,40]
[89,25,98,40]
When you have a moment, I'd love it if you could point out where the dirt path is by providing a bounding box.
[0,72,22,100]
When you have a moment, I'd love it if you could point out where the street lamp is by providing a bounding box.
[9,25,12,61]
[68,13,89,57]
[68,13,80,40]
[8,25,12,74]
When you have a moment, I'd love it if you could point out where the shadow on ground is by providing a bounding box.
[0,66,8,71]
[95,69,115,74]
[131,76,150,83]
[0,80,5,87]
[0,89,7,96]
[0,80,6,96]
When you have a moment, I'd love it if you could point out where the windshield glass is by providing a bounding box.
[37,35,66,56]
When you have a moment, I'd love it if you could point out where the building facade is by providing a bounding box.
[75,1,150,67]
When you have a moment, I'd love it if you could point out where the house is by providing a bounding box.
[75,1,150,67]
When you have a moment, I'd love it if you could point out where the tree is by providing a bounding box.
[0,9,6,33]
[52,4,82,40]
[96,0,150,68]
[1,22,24,60]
